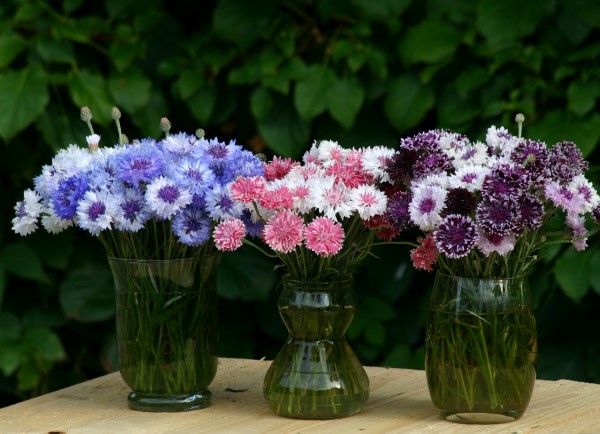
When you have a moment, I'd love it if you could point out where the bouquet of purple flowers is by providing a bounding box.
[384,115,600,278]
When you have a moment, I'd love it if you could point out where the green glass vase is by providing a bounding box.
[263,275,369,419]
[108,255,219,412]
[425,272,537,423]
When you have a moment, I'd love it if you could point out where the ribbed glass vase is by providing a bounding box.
[263,275,369,419]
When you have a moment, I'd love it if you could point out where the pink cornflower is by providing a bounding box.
[349,184,387,219]
[410,233,438,272]
[545,181,586,214]
[262,210,304,253]
[304,217,344,257]
[567,213,588,251]
[230,176,266,204]
[259,185,295,210]
[264,156,299,181]
[476,231,516,256]
[326,162,370,188]
[213,218,246,251]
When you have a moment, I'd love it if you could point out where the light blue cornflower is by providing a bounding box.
[172,206,211,247]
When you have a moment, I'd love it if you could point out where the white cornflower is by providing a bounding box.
[348,184,387,219]
[308,176,353,220]
[449,164,490,192]
[76,190,117,236]
[409,184,447,231]
[12,189,43,235]
[145,176,193,219]
[362,146,396,182]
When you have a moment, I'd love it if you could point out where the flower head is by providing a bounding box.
[433,214,478,259]
[145,176,192,219]
[409,185,447,231]
[304,217,344,257]
[214,218,246,251]
[411,233,438,271]
[12,189,43,235]
[114,139,164,187]
[262,210,304,253]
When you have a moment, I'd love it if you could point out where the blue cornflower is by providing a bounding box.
[231,150,265,179]
[172,206,211,247]
[113,139,164,187]
[77,190,117,236]
[145,176,193,219]
[51,174,89,220]
[114,188,150,232]
[159,132,198,156]
[204,184,244,221]
[240,209,264,238]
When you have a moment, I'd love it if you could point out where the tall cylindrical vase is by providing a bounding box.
[108,255,219,412]
[425,272,537,423]
[263,275,369,419]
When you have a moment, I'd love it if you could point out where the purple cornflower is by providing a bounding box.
[172,207,211,246]
[384,190,413,231]
[481,164,527,199]
[204,184,244,221]
[114,189,149,232]
[518,193,545,231]
[114,139,164,187]
[549,141,588,183]
[51,174,89,220]
[476,197,519,237]
[386,149,418,185]
[443,188,477,217]
[511,139,551,187]
[412,150,453,179]
[433,214,478,258]
[399,130,443,152]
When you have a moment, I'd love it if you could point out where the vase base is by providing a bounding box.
[127,390,212,412]
[264,393,367,420]
[441,410,522,424]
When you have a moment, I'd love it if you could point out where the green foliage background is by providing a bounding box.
[2,0,600,406]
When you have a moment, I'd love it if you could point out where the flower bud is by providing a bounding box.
[121,133,129,145]
[112,107,122,120]
[80,107,92,122]
[515,113,525,124]
[195,128,205,139]
[160,117,171,135]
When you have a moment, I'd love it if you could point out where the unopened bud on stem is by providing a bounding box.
[80,107,94,135]
[195,128,205,139]
[160,117,171,137]
[515,113,525,138]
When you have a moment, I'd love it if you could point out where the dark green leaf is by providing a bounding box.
[0,242,48,283]
[14,3,46,21]
[527,111,600,157]
[554,248,592,303]
[108,70,152,113]
[0,343,22,377]
[186,82,217,125]
[130,90,167,138]
[383,74,435,132]
[567,81,600,117]
[0,33,28,69]
[0,312,21,343]
[589,250,600,296]
[23,327,66,362]
[351,0,412,21]
[68,69,113,125]
[0,67,49,141]
[59,263,115,322]
[35,103,89,152]
[362,295,395,321]
[399,19,460,64]
[455,66,489,97]
[213,0,277,49]
[257,96,310,158]
[0,266,5,310]
[217,248,277,301]
[327,76,365,130]
[367,48,388,81]
[476,0,556,48]
[250,88,274,120]
[17,359,43,391]
[294,65,336,121]
[382,344,411,367]
[437,85,480,127]
[228,61,262,85]
[365,322,386,347]
[35,38,75,64]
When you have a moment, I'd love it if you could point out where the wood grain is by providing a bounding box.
[1,358,598,433]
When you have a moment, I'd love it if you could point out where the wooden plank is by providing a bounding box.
[1,358,599,433]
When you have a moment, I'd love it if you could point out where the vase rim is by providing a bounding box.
[107,254,220,263]
[281,274,354,285]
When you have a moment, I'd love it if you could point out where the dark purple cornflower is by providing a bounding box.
[386,149,418,185]
[511,139,551,187]
[476,197,520,237]
[412,150,453,179]
[443,188,477,217]
[51,175,89,219]
[517,193,545,231]
[384,190,413,231]
[433,214,478,258]
[549,141,588,183]
[481,164,527,199]
[114,139,164,187]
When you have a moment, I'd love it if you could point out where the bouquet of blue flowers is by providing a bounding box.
[12,107,264,260]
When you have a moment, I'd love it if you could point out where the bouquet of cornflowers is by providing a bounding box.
[12,108,266,408]
[12,108,264,259]
[211,139,394,281]
[383,116,600,278]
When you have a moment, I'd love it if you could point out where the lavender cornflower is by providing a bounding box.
[114,139,164,187]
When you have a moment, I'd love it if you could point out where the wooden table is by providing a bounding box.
[1,358,599,433]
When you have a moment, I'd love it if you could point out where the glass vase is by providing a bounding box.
[108,255,219,412]
[425,272,537,423]
[263,275,369,419]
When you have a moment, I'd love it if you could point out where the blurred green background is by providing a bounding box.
[2,0,600,407]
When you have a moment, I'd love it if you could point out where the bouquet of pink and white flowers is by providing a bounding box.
[383,115,600,278]
[212,140,395,281]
